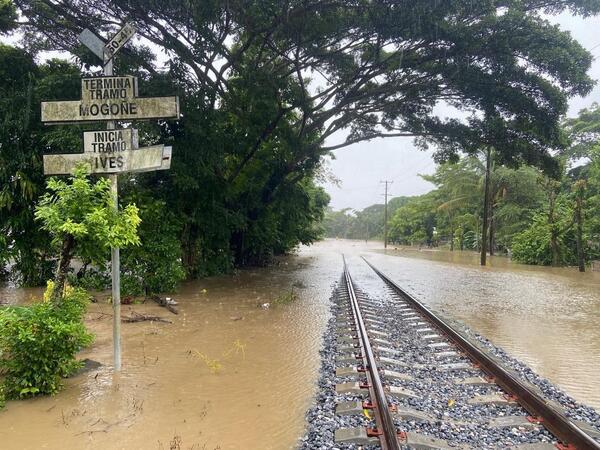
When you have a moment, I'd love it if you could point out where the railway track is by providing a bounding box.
[323,257,600,450]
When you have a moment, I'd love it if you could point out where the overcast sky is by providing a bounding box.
[322,12,600,211]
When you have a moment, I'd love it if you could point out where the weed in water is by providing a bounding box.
[272,287,297,305]
[191,340,247,374]
[192,351,223,374]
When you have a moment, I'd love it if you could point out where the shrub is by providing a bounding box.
[68,268,111,292]
[0,284,93,401]
[120,273,145,297]
[511,213,579,266]
[511,216,553,265]
[121,198,185,294]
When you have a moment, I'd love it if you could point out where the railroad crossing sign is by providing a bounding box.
[40,21,179,371]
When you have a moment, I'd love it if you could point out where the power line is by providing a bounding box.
[589,42,600,51]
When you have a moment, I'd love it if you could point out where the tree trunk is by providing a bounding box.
[52,234,75,303]
[448,213,454,251]
[488,212,495,256]
[575,191,585,272]
[181,223,199,278]
[547,192,560,267]
[550,231,561,267]
[480,147,492,266]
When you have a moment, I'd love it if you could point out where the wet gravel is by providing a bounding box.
[300,271,600,449]
[444,308,600,432]
[299,281,372,450]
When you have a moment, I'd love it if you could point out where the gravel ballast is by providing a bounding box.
[299,267,600,449]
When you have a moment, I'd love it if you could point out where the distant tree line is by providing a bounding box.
[2,0,600,288]
[325,104,600,269]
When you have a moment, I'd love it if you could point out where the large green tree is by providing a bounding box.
[7,0,600,278]
[16,1,598,165]
[0,46,85,285]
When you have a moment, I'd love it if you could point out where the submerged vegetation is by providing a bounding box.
[190,339,247,375]
[0,284,93,402]
[0,167,140,407]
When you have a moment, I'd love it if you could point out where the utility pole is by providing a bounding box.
[480,147,492,266]
[381,180,393,249]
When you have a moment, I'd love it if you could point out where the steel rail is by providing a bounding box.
[362,257,600,450]
[342,257,401,450]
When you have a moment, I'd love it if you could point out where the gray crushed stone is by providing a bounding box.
[299,276,600,449]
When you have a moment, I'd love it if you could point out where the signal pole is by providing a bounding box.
[381,180,393,249]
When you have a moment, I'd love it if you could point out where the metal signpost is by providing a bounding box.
[41,23,179,371]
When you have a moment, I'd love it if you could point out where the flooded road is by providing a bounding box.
[1,239,599,449]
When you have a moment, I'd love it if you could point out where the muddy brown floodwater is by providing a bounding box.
[0,239,599,450]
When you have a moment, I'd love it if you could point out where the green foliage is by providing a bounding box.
[120,274,144,297]
[0,286,93,401]
[324,198,410,240]
[0,49,83,286]
[492,166,545,249]
[3,1,600,281]
[511,214,556,265]
[35,167,141,267]
[17,0,599,175]
[10,0,599,279]
[389,194,437,246]
[511,208,578,266]
[68,269,110,292]
[361,143,600,267]
[0,0,17,34]
[327,155,565,262]
[563,102,600,159]
[120,196,185,295]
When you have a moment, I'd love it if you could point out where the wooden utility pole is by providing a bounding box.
[481,147,492,266]
[574,180,586,273]
[381,180,393,249]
